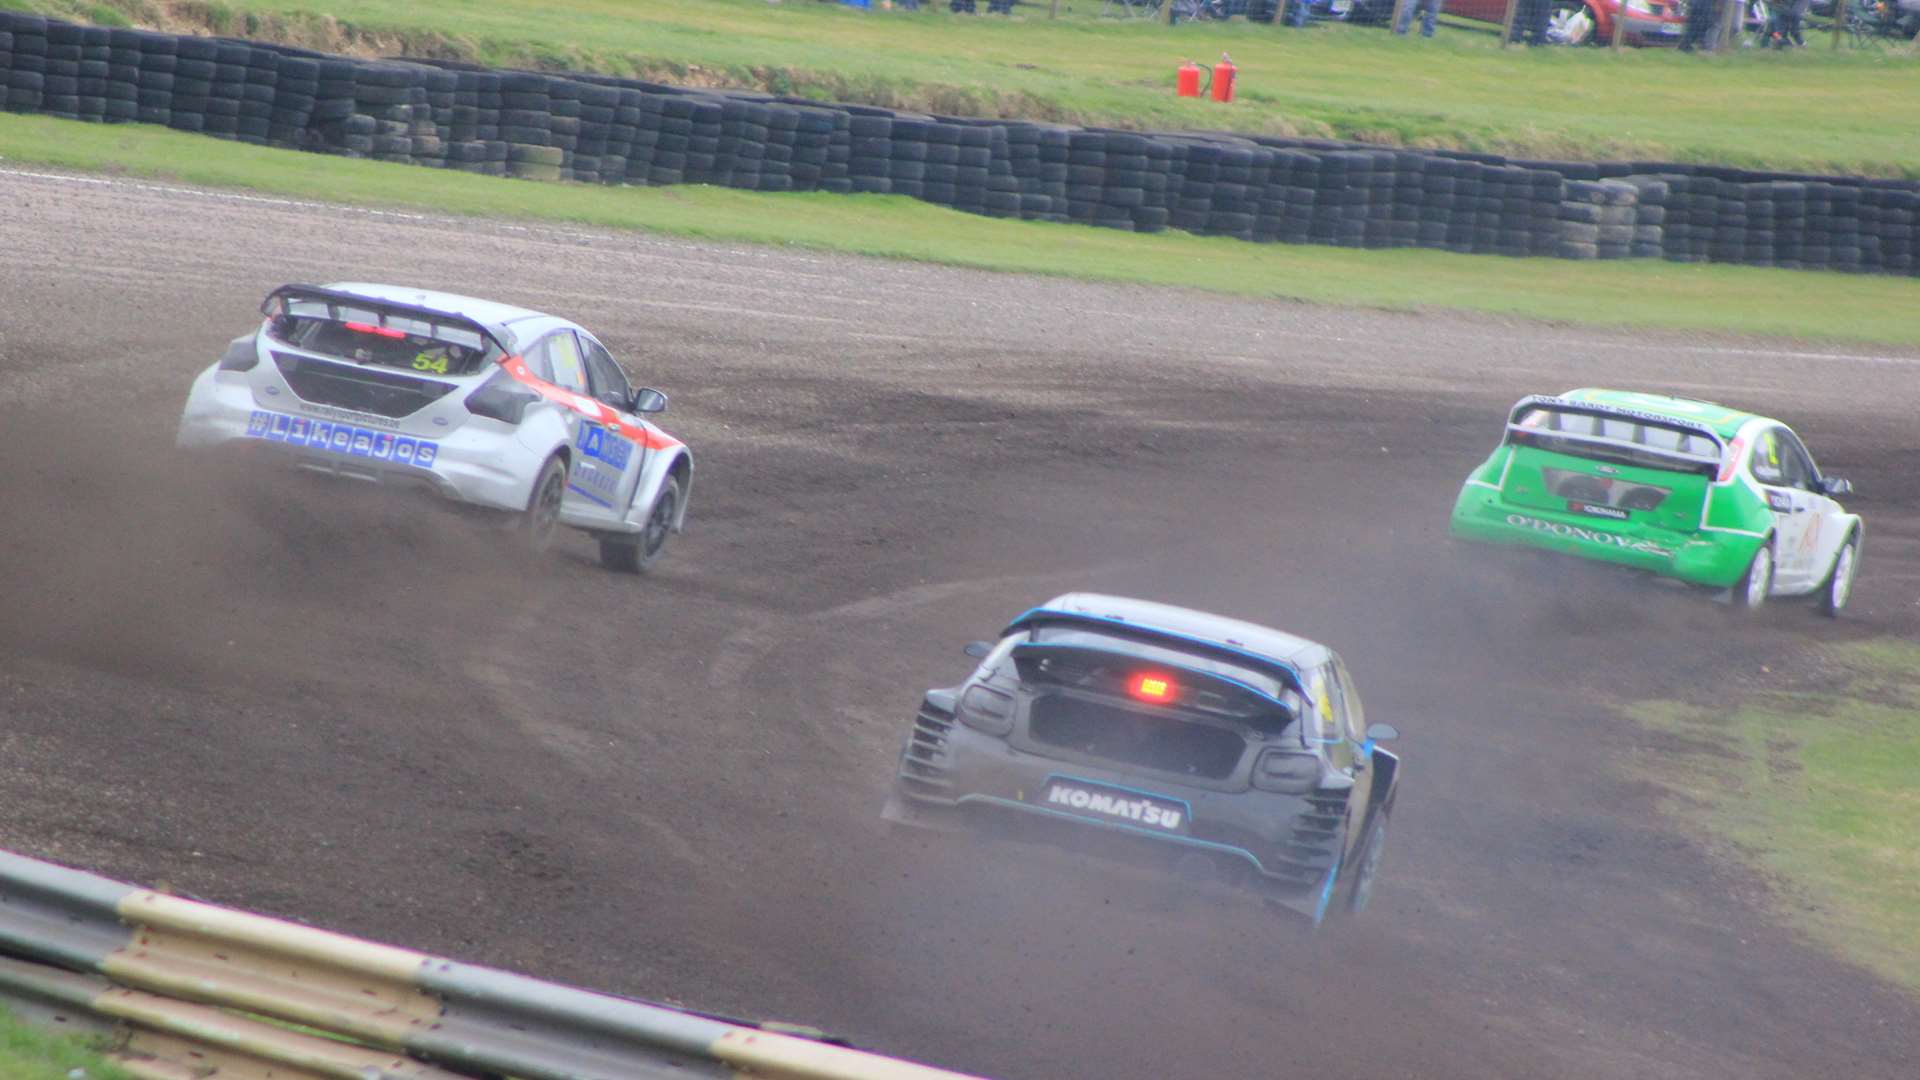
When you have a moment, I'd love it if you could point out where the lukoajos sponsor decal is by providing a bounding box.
[1505,513,1671,556]
[246,410,439,467]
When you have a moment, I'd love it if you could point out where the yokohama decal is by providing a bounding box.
[1505,513,1671,556]
[499,356,681,451]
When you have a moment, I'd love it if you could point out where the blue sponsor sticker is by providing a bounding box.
[576,423,633,469]
[243,410,439,469]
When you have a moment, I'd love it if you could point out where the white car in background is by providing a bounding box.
[178,283,691,572]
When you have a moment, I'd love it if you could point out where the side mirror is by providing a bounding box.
[630,387,668,414]
[1365,723,1400,743]
[1821,476,1852,498]
[962,641,992,660]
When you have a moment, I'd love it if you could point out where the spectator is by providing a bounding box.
[1394,0,1445,35]
[1512,0,1553,45]
[1677,0,1719,50]
[1774,0,1811,44]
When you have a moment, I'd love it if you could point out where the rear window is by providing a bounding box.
[268,301,496,377]
[1512,406,1720,474]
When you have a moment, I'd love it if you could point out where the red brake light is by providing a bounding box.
[1129,673,1175,703]
[344,321,407,340]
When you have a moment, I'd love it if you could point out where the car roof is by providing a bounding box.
[1006,593,1329,670]
[321,282,556,331]
[1559,387,1768,441]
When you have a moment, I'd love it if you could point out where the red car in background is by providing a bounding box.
[1446,0,1690,44]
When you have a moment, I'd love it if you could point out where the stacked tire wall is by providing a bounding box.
[3,13,1914,277]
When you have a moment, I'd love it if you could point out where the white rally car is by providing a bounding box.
[178,283,691,572]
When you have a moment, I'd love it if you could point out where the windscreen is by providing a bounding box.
[1510,406,1721,477]
[268,300,496,377]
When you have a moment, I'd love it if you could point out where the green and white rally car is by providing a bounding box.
[1449,389,1861,614]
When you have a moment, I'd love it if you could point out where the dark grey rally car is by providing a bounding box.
[883,594,1402,926]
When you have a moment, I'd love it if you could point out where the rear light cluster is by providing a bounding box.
[957,685,1015,736]
[1251,750,1322,794]
[217,334,259,373]
[464,367,540,425]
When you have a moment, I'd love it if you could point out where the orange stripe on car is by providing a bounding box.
[500,356,682,451]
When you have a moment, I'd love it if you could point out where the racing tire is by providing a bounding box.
[524,455,567,554]
[1731,541,1773,611]
[1344,811,1389,915]
[1818,530,1859,618]
[600,476,679,574]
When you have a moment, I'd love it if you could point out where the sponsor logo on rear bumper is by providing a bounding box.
[1043,780,1187,833]
[246,410,438,468]
[1505,513,1670,556]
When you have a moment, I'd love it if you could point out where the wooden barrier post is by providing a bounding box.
[1500,0,1522,45]
[1391,0,1414,31]
[1162,0,1175,23]
[1831,0,1846,47]
[1611,0,1630,46]
[1050,0,1060,18]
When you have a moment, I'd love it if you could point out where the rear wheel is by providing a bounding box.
[1818,531,1859,618]
[524,455,567,553]
[1731,542,1773,611]
[1345,812,1389,915]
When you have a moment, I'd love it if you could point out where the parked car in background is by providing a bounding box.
[1448,0,1690,44]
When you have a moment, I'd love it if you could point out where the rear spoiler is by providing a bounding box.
[1000,608,1304,695]
[1505,395,1726,470]
[1009,641,1296,716]
[261,284,512,358]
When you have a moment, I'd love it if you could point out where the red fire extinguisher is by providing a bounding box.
[1175,60,1203,99]
[1211,52,1237,104]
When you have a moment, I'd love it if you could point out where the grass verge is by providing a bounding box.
[5,0,1920,177]
[0,1006,131,1080]
[4,111,1919,345]
[1626,640,1920,994]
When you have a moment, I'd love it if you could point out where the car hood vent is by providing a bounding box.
[272,350,458,419]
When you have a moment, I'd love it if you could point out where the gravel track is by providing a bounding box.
[2,167,1917,1080]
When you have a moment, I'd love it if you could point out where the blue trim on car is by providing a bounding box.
[1312,858,1340,927]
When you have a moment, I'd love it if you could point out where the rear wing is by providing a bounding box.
[1009,642,1297,730]
[261,284,512,358]
[1504,395,1726,476]
[1001,607,1304,696]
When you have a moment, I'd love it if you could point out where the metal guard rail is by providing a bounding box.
[0,849,985,1080]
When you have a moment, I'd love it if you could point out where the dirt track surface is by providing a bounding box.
[3,166,1918,1079]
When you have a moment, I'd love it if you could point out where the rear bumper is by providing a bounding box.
[1449,484,1748,588]
[176,364,537,514]
[888,705,1338,899]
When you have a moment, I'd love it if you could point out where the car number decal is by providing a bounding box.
[246,410,438,467]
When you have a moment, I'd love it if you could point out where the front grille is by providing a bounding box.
[273,350,457,419]
[1028,695,1247,781]
[899,702,955,796]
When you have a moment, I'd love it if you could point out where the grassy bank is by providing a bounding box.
[1627,640,1920,993]
[0,1006,130,1080]
[5,111,1919,345]
[7,0,1920,177]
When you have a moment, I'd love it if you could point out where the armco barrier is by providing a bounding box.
[1,12,1915,277]
[0,849,986,1080]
